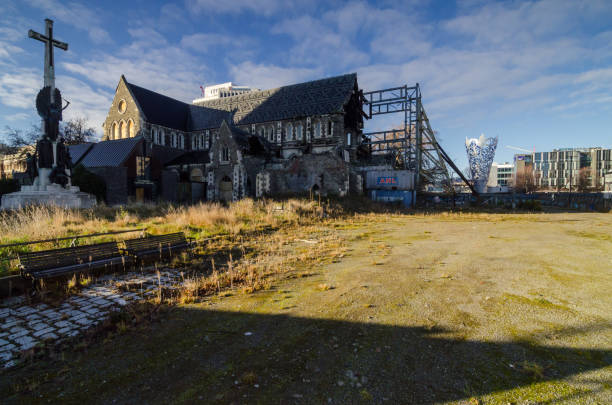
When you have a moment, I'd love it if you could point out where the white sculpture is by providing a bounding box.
[465,134,498,193]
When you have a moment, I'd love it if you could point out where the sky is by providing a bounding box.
[0,0,611,170]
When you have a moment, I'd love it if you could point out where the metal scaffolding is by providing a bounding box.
[362,84,475,195]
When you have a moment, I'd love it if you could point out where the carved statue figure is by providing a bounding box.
[49,166,70,188]
[36,136,54,169]
[56,138,71,170]
[25,152,38,184]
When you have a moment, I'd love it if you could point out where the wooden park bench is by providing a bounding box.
[19,241,133,280]
[123,232,193,262]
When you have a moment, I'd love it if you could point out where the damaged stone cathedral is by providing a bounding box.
[91,73,370,204]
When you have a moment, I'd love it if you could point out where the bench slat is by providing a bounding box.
[19,241,124,275]
[28,256,135,280]
[123,233,191,258]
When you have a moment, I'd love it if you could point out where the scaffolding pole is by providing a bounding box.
[362,83,475,198]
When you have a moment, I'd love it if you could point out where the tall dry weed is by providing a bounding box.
[0,206,84,241]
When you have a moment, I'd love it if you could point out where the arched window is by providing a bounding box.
[190,168,204,182]
[179,134,184,149]
[112,122,118,140]
[346,132,352,146]
[327,121,333,137]
[268,126,274,142]
[314,121,321,138]
[221,147,230,162]
[296,123,303,140]
[128,119,135,138]
[120,121,127,138]
[286,123,293,141]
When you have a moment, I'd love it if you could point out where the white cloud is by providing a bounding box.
[63,27,209,105]
[0,19,31,66]
[0,68,112,132]
[180,33,252,54]
[272,15,369,68]
[5,112,30,122]
[444,0,612,47]
[56,75,113,130]
[186,0,295,15]
[0,69,39,109]
[230,61,320,90]
[343,0,612,130]
[27,0,112,44]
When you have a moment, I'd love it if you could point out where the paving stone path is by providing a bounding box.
[0,269,184,369]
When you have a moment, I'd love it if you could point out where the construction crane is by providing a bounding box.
[506,145,533,153]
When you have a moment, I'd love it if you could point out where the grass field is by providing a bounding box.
[1,203,611,404]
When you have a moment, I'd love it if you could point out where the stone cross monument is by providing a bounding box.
[1,19,96,209]
[29,19,69,189]
[29,19,68,94]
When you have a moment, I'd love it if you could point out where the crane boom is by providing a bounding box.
[505,145,532,153]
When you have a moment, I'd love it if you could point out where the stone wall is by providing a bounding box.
[87,167,128,205]
[265,153,351,197]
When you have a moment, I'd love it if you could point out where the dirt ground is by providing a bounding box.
[1,211,611,404]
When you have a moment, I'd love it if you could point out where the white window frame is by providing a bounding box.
[221,146,230,163]
[268,126,274,142]
[286,123,294,141]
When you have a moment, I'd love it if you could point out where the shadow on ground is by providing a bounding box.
[1,307,611,404]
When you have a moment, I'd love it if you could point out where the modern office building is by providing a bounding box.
[486,162,514,192]
[514,147,612,191]
[532,148,612,190]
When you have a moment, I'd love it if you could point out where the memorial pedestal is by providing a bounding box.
[1,184,96,209]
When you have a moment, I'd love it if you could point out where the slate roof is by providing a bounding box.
[80,136,143,168]
[125,80,190,131]
[68,143,94,166]
[193,73,357,128]
[124,73,357,132]
[187,104,232,131]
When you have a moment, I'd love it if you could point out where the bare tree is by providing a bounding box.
[60,117,97,145]
[577,167,592,192]
[1,124,40,157]
[513,165,535,193]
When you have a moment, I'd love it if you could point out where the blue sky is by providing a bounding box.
[1,0,611,170]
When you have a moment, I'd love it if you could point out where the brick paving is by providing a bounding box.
[0,270,184,369]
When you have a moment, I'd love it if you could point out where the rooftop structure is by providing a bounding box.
[192,82,258,103]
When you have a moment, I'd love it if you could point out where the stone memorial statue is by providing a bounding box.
[35,135,54,169]
[25,153,38,184]
[0,19,96,209]
[50,138,71,187]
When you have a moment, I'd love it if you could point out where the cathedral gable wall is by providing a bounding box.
[103,78,143,141]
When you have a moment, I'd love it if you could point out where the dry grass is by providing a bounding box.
[0,198,335,276]
[0,198,325,245]
[2,210,612,404]
[172,226,346,303]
